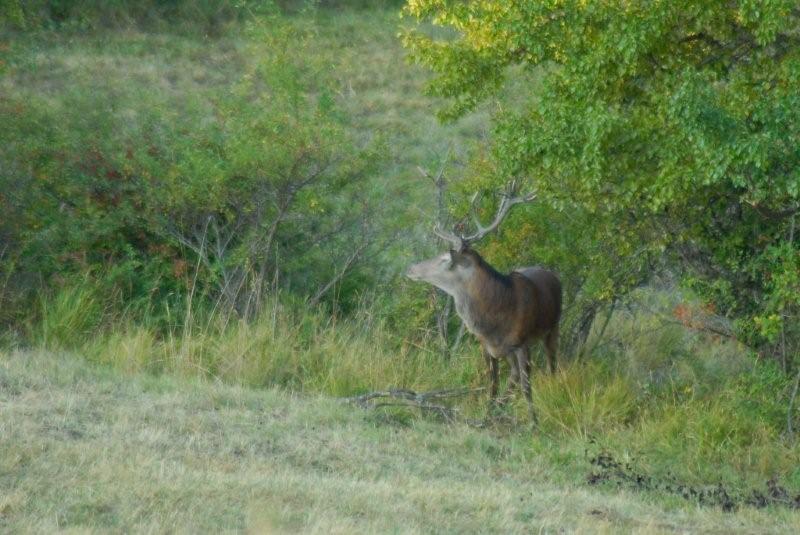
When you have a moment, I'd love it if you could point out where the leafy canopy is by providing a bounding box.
[403,1,800,353]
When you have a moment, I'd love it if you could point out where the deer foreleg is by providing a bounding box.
[545,327,559,374]
[515,346,536,423]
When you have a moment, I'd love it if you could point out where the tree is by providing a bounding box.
[402,1,800,364]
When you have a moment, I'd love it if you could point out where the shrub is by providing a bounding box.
[0,10,388,325]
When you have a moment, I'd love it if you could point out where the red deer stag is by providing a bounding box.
[405,181,561,420]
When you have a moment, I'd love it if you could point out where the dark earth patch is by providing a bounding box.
[587,452,800,512]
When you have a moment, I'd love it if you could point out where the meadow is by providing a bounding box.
[3,348,799,533]
[3,1,800,532]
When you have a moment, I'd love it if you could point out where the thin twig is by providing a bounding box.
[310,238,369,306]
[787,367,800,440]
[343,387,484,404]
[450,322,467,353]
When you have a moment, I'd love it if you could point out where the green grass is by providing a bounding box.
[76,297,482,397]
[21,280,800,500]
[3,349,800,533]
[5,6,800,531]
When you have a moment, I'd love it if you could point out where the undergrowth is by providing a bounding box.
[17,279,800,496]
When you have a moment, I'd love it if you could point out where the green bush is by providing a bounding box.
[1,10,388,325]
[403,0,800,364]
[1,0,262,32]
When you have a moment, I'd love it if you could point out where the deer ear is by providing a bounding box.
[449,249,470,267]
[448,249,461,266]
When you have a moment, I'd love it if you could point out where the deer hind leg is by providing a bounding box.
[501,352,520,404]
[482,345,499,407]
[515,346,536,423]
[545,327,559,374]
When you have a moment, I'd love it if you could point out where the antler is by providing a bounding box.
[462,180,536,243]
[433,179,536,250]
[433,223,466,251]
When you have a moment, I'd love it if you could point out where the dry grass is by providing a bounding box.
[5,8,800,532]
[2,349,799,533]
[26,280,800,497]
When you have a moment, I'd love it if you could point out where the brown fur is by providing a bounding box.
[455,249,561,417]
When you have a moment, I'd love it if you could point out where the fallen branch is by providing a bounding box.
[342,387,485,422]
[372,401,457,421]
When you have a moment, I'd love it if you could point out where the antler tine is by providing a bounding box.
[433,223,465,251]
[505,178,518,196]
[461,180,537,244]
[468,191,488,235]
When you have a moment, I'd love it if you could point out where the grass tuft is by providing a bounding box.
[34,280,105,350]
[535,364,636,439]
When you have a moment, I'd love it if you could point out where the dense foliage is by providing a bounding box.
[0,9,388,329]
[403,1,800,365]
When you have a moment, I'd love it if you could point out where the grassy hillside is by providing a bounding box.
[2,349,799,533]
[4,5,800,533]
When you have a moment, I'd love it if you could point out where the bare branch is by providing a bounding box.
[310,238,370,306]
[343,387,485,404]
[420,147,459,247]
[450,322,467,353]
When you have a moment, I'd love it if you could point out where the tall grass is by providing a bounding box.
[26,278,800,492]
[569,290,800,489]
[30,284,481,398]
[534,364,636,439]
[34,278,106,350]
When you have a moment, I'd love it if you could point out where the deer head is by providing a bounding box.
[406,180,536,294]
[432,179,536,252]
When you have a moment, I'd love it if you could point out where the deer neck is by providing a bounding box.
[452,266,514,338]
